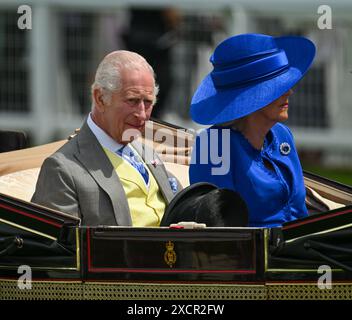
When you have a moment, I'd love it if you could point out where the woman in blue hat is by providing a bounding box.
[189,33,316,227]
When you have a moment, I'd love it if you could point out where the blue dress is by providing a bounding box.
[189,123,308,227]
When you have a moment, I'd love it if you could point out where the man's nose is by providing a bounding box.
[135,101,147,119]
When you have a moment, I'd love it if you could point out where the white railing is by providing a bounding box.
[0,1,351,167]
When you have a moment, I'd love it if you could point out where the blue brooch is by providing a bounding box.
[168,177,178,194]
[280,142,291,155]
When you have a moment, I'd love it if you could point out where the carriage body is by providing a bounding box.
[0,120,351,300]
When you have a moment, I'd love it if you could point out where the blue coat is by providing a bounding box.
[189,123,308,227]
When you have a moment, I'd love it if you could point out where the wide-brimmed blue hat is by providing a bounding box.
[190,33,316,125]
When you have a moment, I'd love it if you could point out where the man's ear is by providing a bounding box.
[93,88,107,112]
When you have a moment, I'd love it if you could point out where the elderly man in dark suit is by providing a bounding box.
[32,51,179,226]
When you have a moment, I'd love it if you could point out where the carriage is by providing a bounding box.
[0,120,351,300]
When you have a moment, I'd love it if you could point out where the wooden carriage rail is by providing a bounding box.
[304,171,352,205]
[0,119,194,176]
[0,119,194,199]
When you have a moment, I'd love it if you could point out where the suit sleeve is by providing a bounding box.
[31,155,80,218]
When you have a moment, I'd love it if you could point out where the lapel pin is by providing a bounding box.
[280,142,291,155]
[151,159,159,167]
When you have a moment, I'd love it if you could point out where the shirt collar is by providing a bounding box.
[87,113,124,153]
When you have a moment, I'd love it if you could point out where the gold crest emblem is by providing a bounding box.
[164,241,177,268]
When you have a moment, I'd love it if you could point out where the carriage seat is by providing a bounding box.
[0,122,193,202]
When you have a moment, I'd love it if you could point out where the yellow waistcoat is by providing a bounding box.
[104,148,166,227]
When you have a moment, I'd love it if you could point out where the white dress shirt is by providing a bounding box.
[87,113,124,153]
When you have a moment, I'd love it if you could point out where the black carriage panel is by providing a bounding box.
[267,205,352,281]
[0,193,80,278]
[82,227,265,282]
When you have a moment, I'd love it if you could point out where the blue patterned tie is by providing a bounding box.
[116,145,149,186]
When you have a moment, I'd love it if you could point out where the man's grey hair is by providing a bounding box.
[91,50,159,107]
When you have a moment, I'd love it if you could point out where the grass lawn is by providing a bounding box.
[303,165,352,187]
